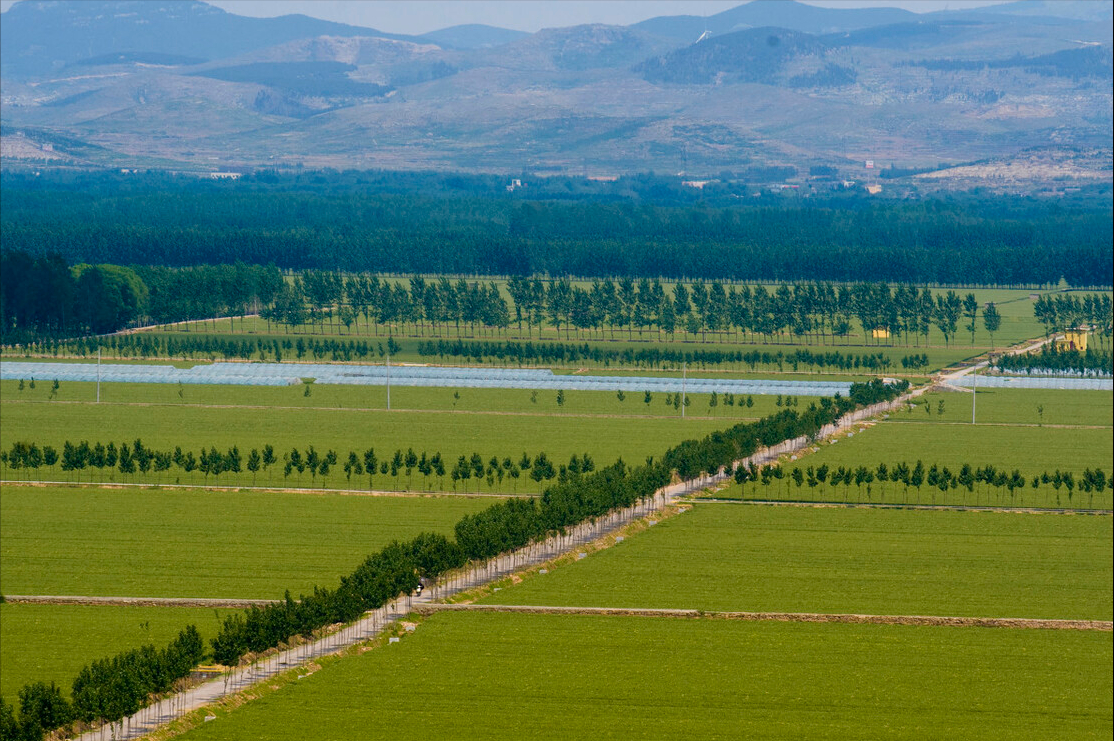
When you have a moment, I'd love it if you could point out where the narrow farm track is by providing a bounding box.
[0,397,742,422]
[4,595,278,608]
[0,479,533,498]
[415,603,1113,632]
[691,499,1113,515]
[887,420,1112,430]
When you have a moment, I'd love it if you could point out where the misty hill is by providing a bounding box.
[1,0,1110,189]
[474,24,675,72]
[637,27,828,85]
[0,0,422,78]
[977,0,1114,22]
[192,62,391,98]
[632,0,915,42]
[420,24,529,50]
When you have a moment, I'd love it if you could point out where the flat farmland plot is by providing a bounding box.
[176,611,1113,741]
[1,604,231,703]
[0,486,494,598]
[0,392,730,492]
[748,421,1114,509]
[899,389,1113,428]
[483,505,1113,620]
[0,378,811,423]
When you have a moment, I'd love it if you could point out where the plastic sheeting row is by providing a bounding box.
[0,361,853,396]
[955,375,1113,391]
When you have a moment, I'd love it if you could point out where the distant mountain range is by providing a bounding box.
[1,0,1111,188]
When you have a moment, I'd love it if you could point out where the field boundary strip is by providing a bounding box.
[690,499,1114,515]
[0,480,533,498]
[415,604,1113,631]
[3,595,280,608]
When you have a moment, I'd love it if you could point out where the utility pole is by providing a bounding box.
[681,361,686,419]
[971,367,977,424]
[96,347,101,403]
[386,348,391,411]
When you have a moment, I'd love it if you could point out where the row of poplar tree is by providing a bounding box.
[735,461,1111,506]
[262,274,1009,347]
[1032,294,1113,345]
[1,440,596,493]
[995,347,1112,376]
[1,380,909,739]
[15,331,928,374]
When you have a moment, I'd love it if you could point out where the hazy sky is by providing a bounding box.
[0,0,1013,34]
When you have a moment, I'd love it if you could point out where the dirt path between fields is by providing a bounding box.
[886,420,1112,430]
[691,499,1113,515]
[0,397,741,422]
[0,479,533,498]
[415,603,1113,631]
[4,595,278,608]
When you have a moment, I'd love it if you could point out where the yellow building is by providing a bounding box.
[1056,328,1089,352]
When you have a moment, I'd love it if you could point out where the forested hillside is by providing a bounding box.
[2,175,1109,287]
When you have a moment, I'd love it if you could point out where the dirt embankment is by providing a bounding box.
[416,603,1112,631]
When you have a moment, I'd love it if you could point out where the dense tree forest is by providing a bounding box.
[2,172,1110,286]
[0,250,282,342]
[6,251,1111,354]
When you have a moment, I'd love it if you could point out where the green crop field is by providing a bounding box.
[0,486,495,599]
[738,420,1114,509]
[176,611,1113,741]
[0,388,732,492]
[1,603,231,703]
[900,389,1113,428]
[0,378,815,423]
[483,505,1113,620]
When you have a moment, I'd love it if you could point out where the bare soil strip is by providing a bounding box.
[889,420,1112,430]
[416,603,1112,631]
[4,595,278,608]
[0,479,530,498]
[0,397,738,422]
[692,498,1113,515]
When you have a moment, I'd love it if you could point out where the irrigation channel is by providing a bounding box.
[74,394,916,740]
[0,361,852,396]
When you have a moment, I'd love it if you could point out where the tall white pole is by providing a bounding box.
[386,348,391,411]
[97,347,101,403]
[971,367,977,424]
